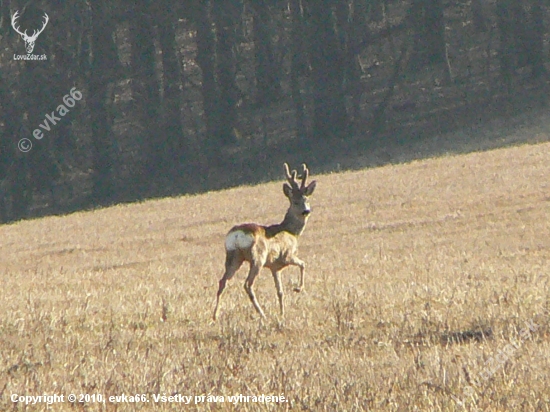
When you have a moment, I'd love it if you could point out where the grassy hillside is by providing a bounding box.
[1,142,550,411]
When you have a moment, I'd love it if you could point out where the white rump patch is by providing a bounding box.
[225,230,255,251]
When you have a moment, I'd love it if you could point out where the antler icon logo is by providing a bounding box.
[11,11,49,54]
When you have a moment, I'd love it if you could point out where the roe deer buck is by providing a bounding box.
[213,163,317,320]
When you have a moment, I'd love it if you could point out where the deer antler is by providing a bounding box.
[284,163,300,190]
[284,163,311,193]
[300,164,309,190]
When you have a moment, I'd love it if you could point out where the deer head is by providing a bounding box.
[11,11,49,54]
[283,163,316,219]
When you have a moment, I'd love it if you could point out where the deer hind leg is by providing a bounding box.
[271,269,285,317]
[289,256,306,292]
[213,250,244,321]
[244,262,266,319]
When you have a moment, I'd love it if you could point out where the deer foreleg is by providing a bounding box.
[271,270,284,317]
[289,256,306,293]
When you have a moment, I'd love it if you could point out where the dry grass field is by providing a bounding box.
[2,139,550,411]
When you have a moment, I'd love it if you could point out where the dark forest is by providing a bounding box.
[0,0,547,223]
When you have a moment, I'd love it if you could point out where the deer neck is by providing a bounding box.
[266,210,307,237]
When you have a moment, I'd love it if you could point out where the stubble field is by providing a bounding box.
[1,142,550,411]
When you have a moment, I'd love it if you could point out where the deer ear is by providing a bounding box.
[283,183,293,198]
[304,180,316,196]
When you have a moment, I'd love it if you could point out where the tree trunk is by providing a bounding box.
[409,0,446,71]
[496,0,545,83]
[251,0,281,106]
[77,2,92,80]
[525,0,545,79]
[289,0,306,140]
[472,0,488,32]
[335,0,362,136]
[155,1,186,169]
[0,74,22,222]
[130,2,162,180]
[195,0,220,151]
[90,1,115,203]
[370,0,386,23]
[496,0,515,89]
[20,62,49,216]
[307,1,348,140]
[212,0,240,145]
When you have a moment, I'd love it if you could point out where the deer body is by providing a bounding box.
[213,164,316,320]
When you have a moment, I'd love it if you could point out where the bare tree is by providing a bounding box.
[90,1,115,202]
[212,0,240,145]
[194,0,220,151]
[408,0,446,72]
[250,0,282,106]
[289,0,307,140]
[306,1,348,140]
[154,0,186,169]
[130,1,162,180]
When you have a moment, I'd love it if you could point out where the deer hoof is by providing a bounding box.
[293,287,302,293]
